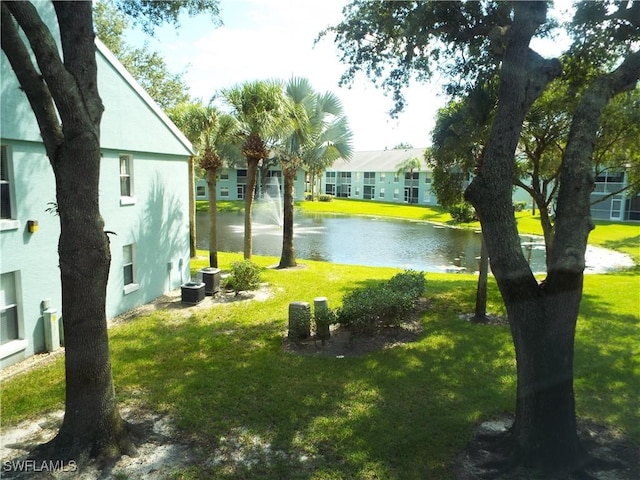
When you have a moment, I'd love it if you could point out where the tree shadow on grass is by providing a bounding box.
[107,274,517,479]
[103,270,637,479]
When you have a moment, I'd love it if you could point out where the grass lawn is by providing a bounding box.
[2,249,638,479]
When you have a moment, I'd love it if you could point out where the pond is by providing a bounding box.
[195,205,551,273]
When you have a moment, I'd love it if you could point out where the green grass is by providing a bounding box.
[2,251,638,479]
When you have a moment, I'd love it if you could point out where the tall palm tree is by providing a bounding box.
[275,77,315,268]
[223,80,291,259]
[169,101,241,267]
[305,93,354,200]
[396,156,422,204]
[278,90,353,267]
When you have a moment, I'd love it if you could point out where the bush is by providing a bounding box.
[313,306,336,341]
[336,270,426,333]
[318,194,333,202]
[513,201,528,212]
[449,202,477,223]
[224,260,262,295]
[386,270,426,298]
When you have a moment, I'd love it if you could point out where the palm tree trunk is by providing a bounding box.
[244,159,259,259]
[279,168,297,268]
[206,169,218,268]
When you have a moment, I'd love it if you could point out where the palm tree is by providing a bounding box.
[223,80,291,259]
[287,91,353,266]
[169,101,241,267]
[396,155,422,204]
[275,78,315,268]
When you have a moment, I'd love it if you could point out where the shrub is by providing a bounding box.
[318,194,333,202]
[513,200,528,212]
[313,306,336,341]
[449,202,477,223]
[336,270,426,333]
[224,260,262,295]
[386,270,426,298]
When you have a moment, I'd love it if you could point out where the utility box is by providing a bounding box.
[200,267,221,296]
[181,282,205,304]
[43,308,60,352]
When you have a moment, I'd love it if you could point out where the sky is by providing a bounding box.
[126,0,448,152]
[125,0,570,152]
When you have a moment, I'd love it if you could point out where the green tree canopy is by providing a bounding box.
[94,1,192,110]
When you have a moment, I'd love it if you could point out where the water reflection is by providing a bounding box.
[196,209,549,273]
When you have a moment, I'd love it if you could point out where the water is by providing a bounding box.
[196,210,550,273]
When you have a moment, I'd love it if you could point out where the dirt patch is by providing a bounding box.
[455,415,640,479]
[282,299,428,357]
[0,407,198,479]
[109,283,274,325]
[282,318,424,357]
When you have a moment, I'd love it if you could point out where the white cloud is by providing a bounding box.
[127,0,444,150]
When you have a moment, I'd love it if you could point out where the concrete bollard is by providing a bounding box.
[313,297,331,341]
[288,301,311,340]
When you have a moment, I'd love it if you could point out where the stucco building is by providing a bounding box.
[1,31,193,367]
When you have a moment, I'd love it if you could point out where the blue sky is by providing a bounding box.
[125,0,570,152]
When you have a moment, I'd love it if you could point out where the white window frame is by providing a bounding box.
[119,154,136,205]
[0,271,27,359]
[0,145,19,231]
[122,244,139,295]
[220,186,229,197]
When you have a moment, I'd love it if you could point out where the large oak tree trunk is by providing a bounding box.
[48,133,133,462]
[278,167,297,268]
[465,2,585,475]
[1,1,130,462]
[466,2,640,476]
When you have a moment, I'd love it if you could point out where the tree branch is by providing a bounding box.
[5,2,99,138]
[551,50,640,274]
[1,3,63,162]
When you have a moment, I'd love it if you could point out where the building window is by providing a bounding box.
[379,173,386,182]
[1,272,19,345]
[196,185,206,197]
[364,185,375,200]
[220,170,229,180]
[379,187,385,198]
[394,174,400,183]
[393,188,399,199]
[1,146,13,220]
[119,155,135,205]
[364,172,375,185]
[220,186,229,197]
[122,244,138,294]
[237,185,245,199]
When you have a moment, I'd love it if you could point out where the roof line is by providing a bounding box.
[95,37,194,156]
